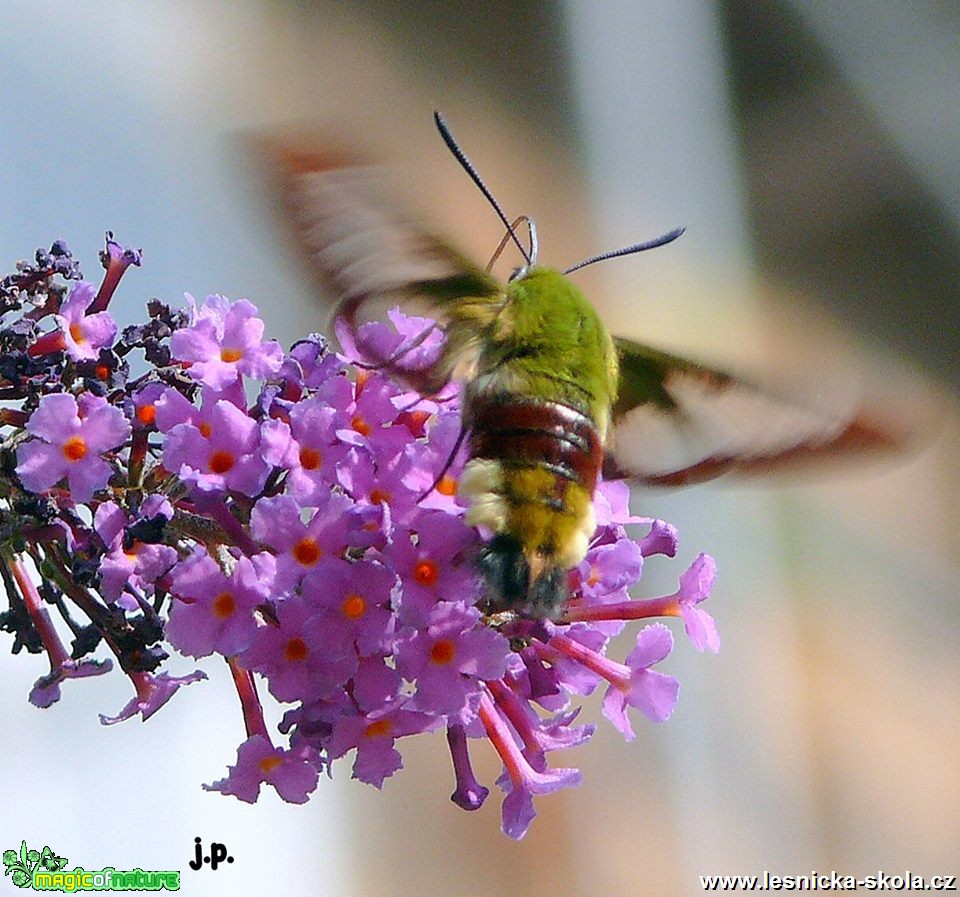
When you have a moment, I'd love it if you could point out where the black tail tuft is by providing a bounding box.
[477,533,529,606]
[527,566,568,620]
[477,535,568,619]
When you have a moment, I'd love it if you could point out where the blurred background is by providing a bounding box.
[1,1,958,894]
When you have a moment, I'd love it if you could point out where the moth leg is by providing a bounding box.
[353,322,442,371]
[417,424,469,502]
[335,301,456,395]
[395,386,460,415]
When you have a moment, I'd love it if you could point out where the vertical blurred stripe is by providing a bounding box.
[561,0,825,887]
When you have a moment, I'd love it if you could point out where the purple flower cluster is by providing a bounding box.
[0,236,719,839]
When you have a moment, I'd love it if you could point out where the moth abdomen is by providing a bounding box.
[461,394,602,617]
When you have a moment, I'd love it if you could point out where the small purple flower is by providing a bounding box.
[93,495,178,605]
[403,413,469,515]
[286,333,345,390]
[566,553,720,653]
[99,669,207,725]
[16,393,130,503]
[478,690,582,840]
[88,232,142,314]
[535,624,609,697]
[54,280,118,361]
[261,397,350,505]
[542,625,679,740]
[153,383,244,433]
[166,549,276,657]
[446,724,489,810]
[397,602,509,720]
[325,702,439,788]
[163,398,269,496]
[674,553,720,652]
[171,295,283,390]
[129,381,166,430]
[300,557,397,657]
[362,308,445,370]
[577,537,644,601]
[240,595,357,703]
[335,375,410,457]
[250,493,360,594]
[385,510,481,627]
[204,735,319,804]
[594,478,648,527]
[486,678,594,767]
[639,519,679,558]
[351,656,403,712]
[30,657,113,709]
[337,447,421,525]
[601,625,680,739]
[335,307,444,376]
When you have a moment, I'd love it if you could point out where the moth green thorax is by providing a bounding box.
[270,111,910,618]
[473,267,620,437]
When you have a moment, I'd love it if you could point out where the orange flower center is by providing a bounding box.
[136,404,156,425]
[259,755,283,774]
[292,537,321,567]
[220,347,243,363]
[413,559,438,587]
[436,475,457,496]
[430,640,456,665]
[94,363,111,381]
[212,591,236,619]
[284,637,308,662]
[351,415,371,437]
[208,449,235,474]
[341,593,367,619]
[369,488,391,505]
[69,322,86,344]
[62,435,87,461]
[199,421,212,438]
[363,719,393,738]
[299,446,322,470]
[403,410,430,433]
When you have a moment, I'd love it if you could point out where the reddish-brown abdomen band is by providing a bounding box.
[468,396,603,494]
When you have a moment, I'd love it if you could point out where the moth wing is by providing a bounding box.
[260,139,503,391]
[607,336,926,487]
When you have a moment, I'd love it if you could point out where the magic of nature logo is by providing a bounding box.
[3,841,179,892]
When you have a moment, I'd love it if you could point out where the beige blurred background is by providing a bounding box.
[1,2,958,895]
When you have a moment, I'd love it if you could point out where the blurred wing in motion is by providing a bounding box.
[261,138,502,392]
[259,135,938,485]
[607,336,930,487]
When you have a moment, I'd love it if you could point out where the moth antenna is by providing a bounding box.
[563,226,685,275]
[486,215,538,272]
[433,110,531,266]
